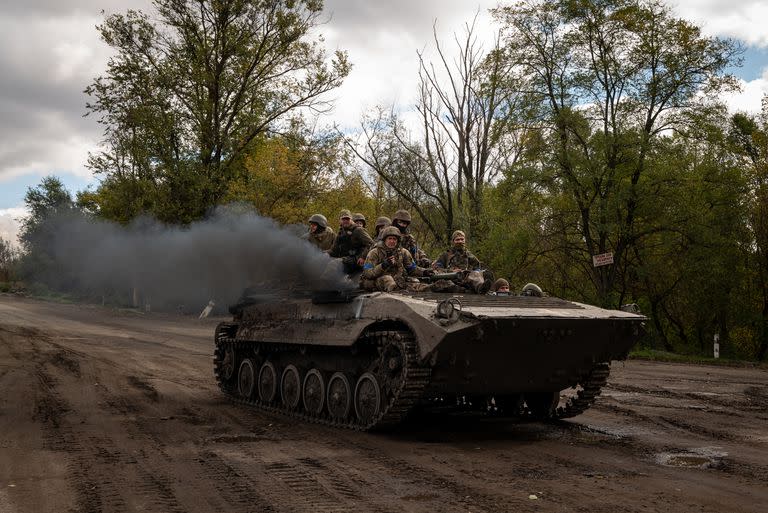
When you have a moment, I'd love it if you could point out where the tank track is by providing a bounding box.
[551,362,611,419]
[213,329,431,431]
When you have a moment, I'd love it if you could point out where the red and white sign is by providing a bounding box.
[592,252,614,267]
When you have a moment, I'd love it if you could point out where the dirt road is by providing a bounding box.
[1,295,766,513]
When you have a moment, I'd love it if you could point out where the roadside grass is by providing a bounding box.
[630,348,767,368]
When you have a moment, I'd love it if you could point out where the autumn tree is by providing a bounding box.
[492,0,741,306]
[223,123,369,224]
[85,0,350,223]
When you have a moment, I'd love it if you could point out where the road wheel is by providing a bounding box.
[280,365,301,410]
[221,345,236,380]
[354,372,381,425]
[237,359,256,398]
[327,372,352,421]
[302,369,325,415]
[257,361,277,403]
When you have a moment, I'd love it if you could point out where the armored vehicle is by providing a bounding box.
[213,289,645,430]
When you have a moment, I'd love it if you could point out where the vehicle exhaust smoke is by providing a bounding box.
[37,206,351,311]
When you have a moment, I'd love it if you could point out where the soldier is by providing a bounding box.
[489,278,511,296]
[302,213,335,251]
[374,216,391,240]
[432,230,493,294]
[391,209,431,267]
[361,226,434,292]
[329,209,374,274]
[352,213,367,230]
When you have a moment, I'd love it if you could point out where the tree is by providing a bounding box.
[85,0,350,223]
[729,97,768,360]
[224,123,358,223]
[493,0,741,306]
[347,16,527,245]
[17,177,79,289]
[0,237,17,284]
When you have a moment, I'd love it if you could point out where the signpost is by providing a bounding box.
[592,252,614,267]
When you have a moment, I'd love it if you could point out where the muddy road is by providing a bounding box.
[0,296,766,513]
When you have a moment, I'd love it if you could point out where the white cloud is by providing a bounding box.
[0,207,27,247]
[671,0,768,47]
[319,0,498,129]
[722,71,768,113]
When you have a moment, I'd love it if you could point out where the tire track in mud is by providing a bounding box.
[24,329,192,513]
[33,366,128,513]
[195,450,277,513]
[607,382,764,414]
[88,375,201,512]
[313,430,518,513]
[230,452,396,513]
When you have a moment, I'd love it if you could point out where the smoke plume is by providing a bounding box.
[39,206,350,311]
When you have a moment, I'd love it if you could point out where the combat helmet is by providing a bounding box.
[339,209,352,219]
[352,213,367,227]
[375,216,391,228]
[492,278,510,292]
[392,209,412,223]
[308,213,328,229]
[380,226,402,242]
[521,283,544,297]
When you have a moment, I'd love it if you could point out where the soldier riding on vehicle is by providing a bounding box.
[352,213,368,232]
[361,226,435,292]
[392,209,431,268]
[432,230,493,294]
[329,209,374,274]
[302,213,335,251]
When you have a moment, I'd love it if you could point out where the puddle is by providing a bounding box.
[656,447,727,469]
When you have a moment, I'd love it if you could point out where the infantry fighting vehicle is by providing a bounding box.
[213,288,645,430]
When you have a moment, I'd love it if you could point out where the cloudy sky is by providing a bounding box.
[2,0,768,245]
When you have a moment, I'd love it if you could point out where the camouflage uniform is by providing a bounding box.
[433,246,481,271]
[361,227,432,292]
[302,214,336,251]
[391,209,431,267]
[402,234,431,268]
[432,230,492,294]
[303,227,335,251]
[329,211,374,273]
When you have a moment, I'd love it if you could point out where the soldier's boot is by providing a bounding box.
[465,271,490,294]
[360,278,377,291]
[431,279,459,293]
[406,282,432,293]
[376,275,399,292]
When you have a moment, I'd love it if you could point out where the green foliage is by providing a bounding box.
[492,0,741,307]
[17,177,81,290]
[85,0,350,223]
[0,237,18,283]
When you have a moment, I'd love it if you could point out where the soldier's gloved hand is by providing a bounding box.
[381,259,391,270]
[422,269,435,277]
